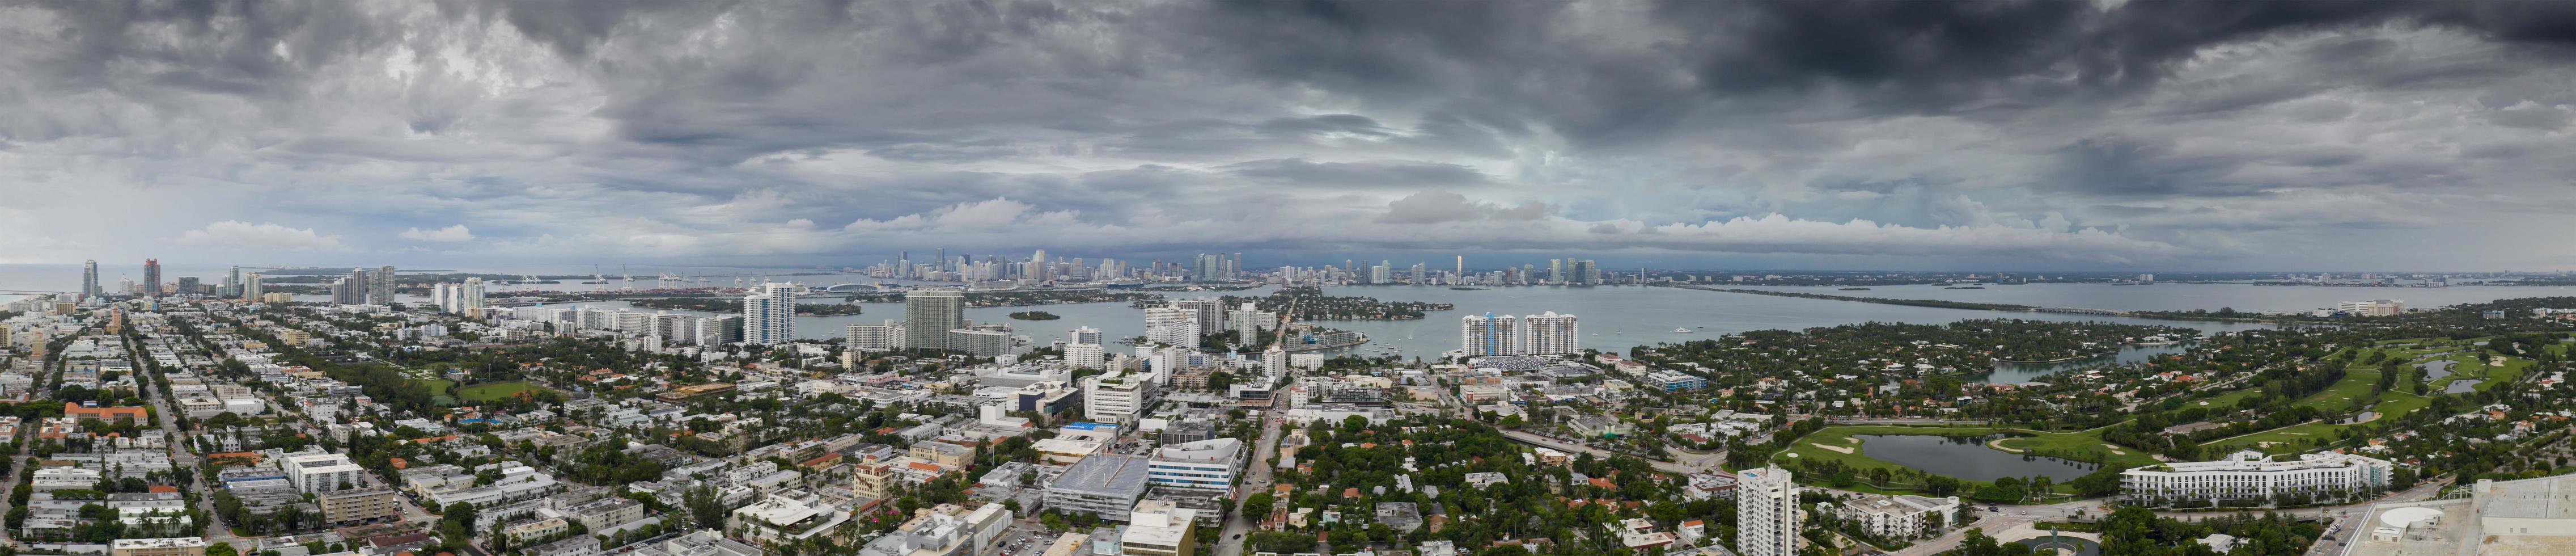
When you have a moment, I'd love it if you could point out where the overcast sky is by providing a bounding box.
[5,1,2575,271]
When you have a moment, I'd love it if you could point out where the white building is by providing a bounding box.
[2337,300,2405,317]
[283,452,371,493]
[1146,438,1243,492]
[1460,313,1519,357]
[1069,326,1104,345]
[1066,342,1106,370]
[846,321,904,352]
[2121,450,2395,506]
[1825,494,1959,538]
[1737,465,1798,556]
[1520,311,1579,355]
[1459,311,1579,357]
[1083,368,1160,424]
[1144,307,1200,347]
[742,283,796,346]
[1120,500,1198,556]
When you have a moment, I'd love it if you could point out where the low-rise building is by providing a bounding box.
[2121,450,2395,506]
[1823,494,1960,538]
[111,537,210,556]
[317,488,403,524]
[1145,438,1242,492]
[1120,500,1198,556]
[1045,454,1152,520]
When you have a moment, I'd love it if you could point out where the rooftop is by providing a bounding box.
[1052,454,1151,497]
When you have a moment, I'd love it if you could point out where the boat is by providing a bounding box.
[1672,327,1692,334]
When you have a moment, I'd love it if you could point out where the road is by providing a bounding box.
[122,332,239,545]
[0,357,47,547]
[1211,380,1291,556]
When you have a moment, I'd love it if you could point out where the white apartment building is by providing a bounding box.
[1460,313,1519,357]
[2337,300,2405,317]
[1520,311,1579,355]
[2121,450,2395,506]
[742,283,796,346]
[1143,307,1200,347]
[1146,438,1243,492]
[846,321,904,352]
[1737,465,1799,556]
[1460,311,1580,357]
[1084,369,1160,424]
[1066,342,1105,370]
[1824,494,1959,538]
[284,452,370,493]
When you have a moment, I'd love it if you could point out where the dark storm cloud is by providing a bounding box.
[12,0,2576,267]
[27,0,389,97]
[2044,135,2261,197]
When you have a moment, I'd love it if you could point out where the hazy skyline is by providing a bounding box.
[5,1,2576,270]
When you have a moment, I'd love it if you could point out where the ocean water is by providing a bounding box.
[7,263,2558,364]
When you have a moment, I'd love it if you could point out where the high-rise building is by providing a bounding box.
[904,288,967,352]
[1066,342,1105,370]
[345,268,370,302]
[370,266,397,305]
[331,277,364,305]
[1460,313,1519,357]
[461,277,485,318]
[222,266,242,297]
[1737,466,1799,556]
[1172,297,1225,334]
[243,272,264,301]
[1069,326,1104,345]
[80,260,100,299]
[846,321,903,352]
[1145,306,1200,347]
[142,259,162,296]
[741,283,796,346]
[1548,259,1563,285]
[176,277,200,295]
[1521,311,1580,355]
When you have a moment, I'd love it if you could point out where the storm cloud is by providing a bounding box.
[5,0,2576,269]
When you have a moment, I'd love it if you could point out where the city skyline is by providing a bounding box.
[7,2,2576,270]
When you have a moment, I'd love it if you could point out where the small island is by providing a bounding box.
[1219,285,1454,321]
[1008,310,1061,321]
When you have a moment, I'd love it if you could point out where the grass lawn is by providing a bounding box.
[460,381,553,402]
[415,378,456,394]
[2293,365,2387,414]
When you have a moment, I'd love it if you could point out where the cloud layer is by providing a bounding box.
[5,1,2576,269]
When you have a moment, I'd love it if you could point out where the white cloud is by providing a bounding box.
[175,221,343,251]
[399,224,477,242]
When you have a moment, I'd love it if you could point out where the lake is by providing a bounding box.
[1855,433,2102,482]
